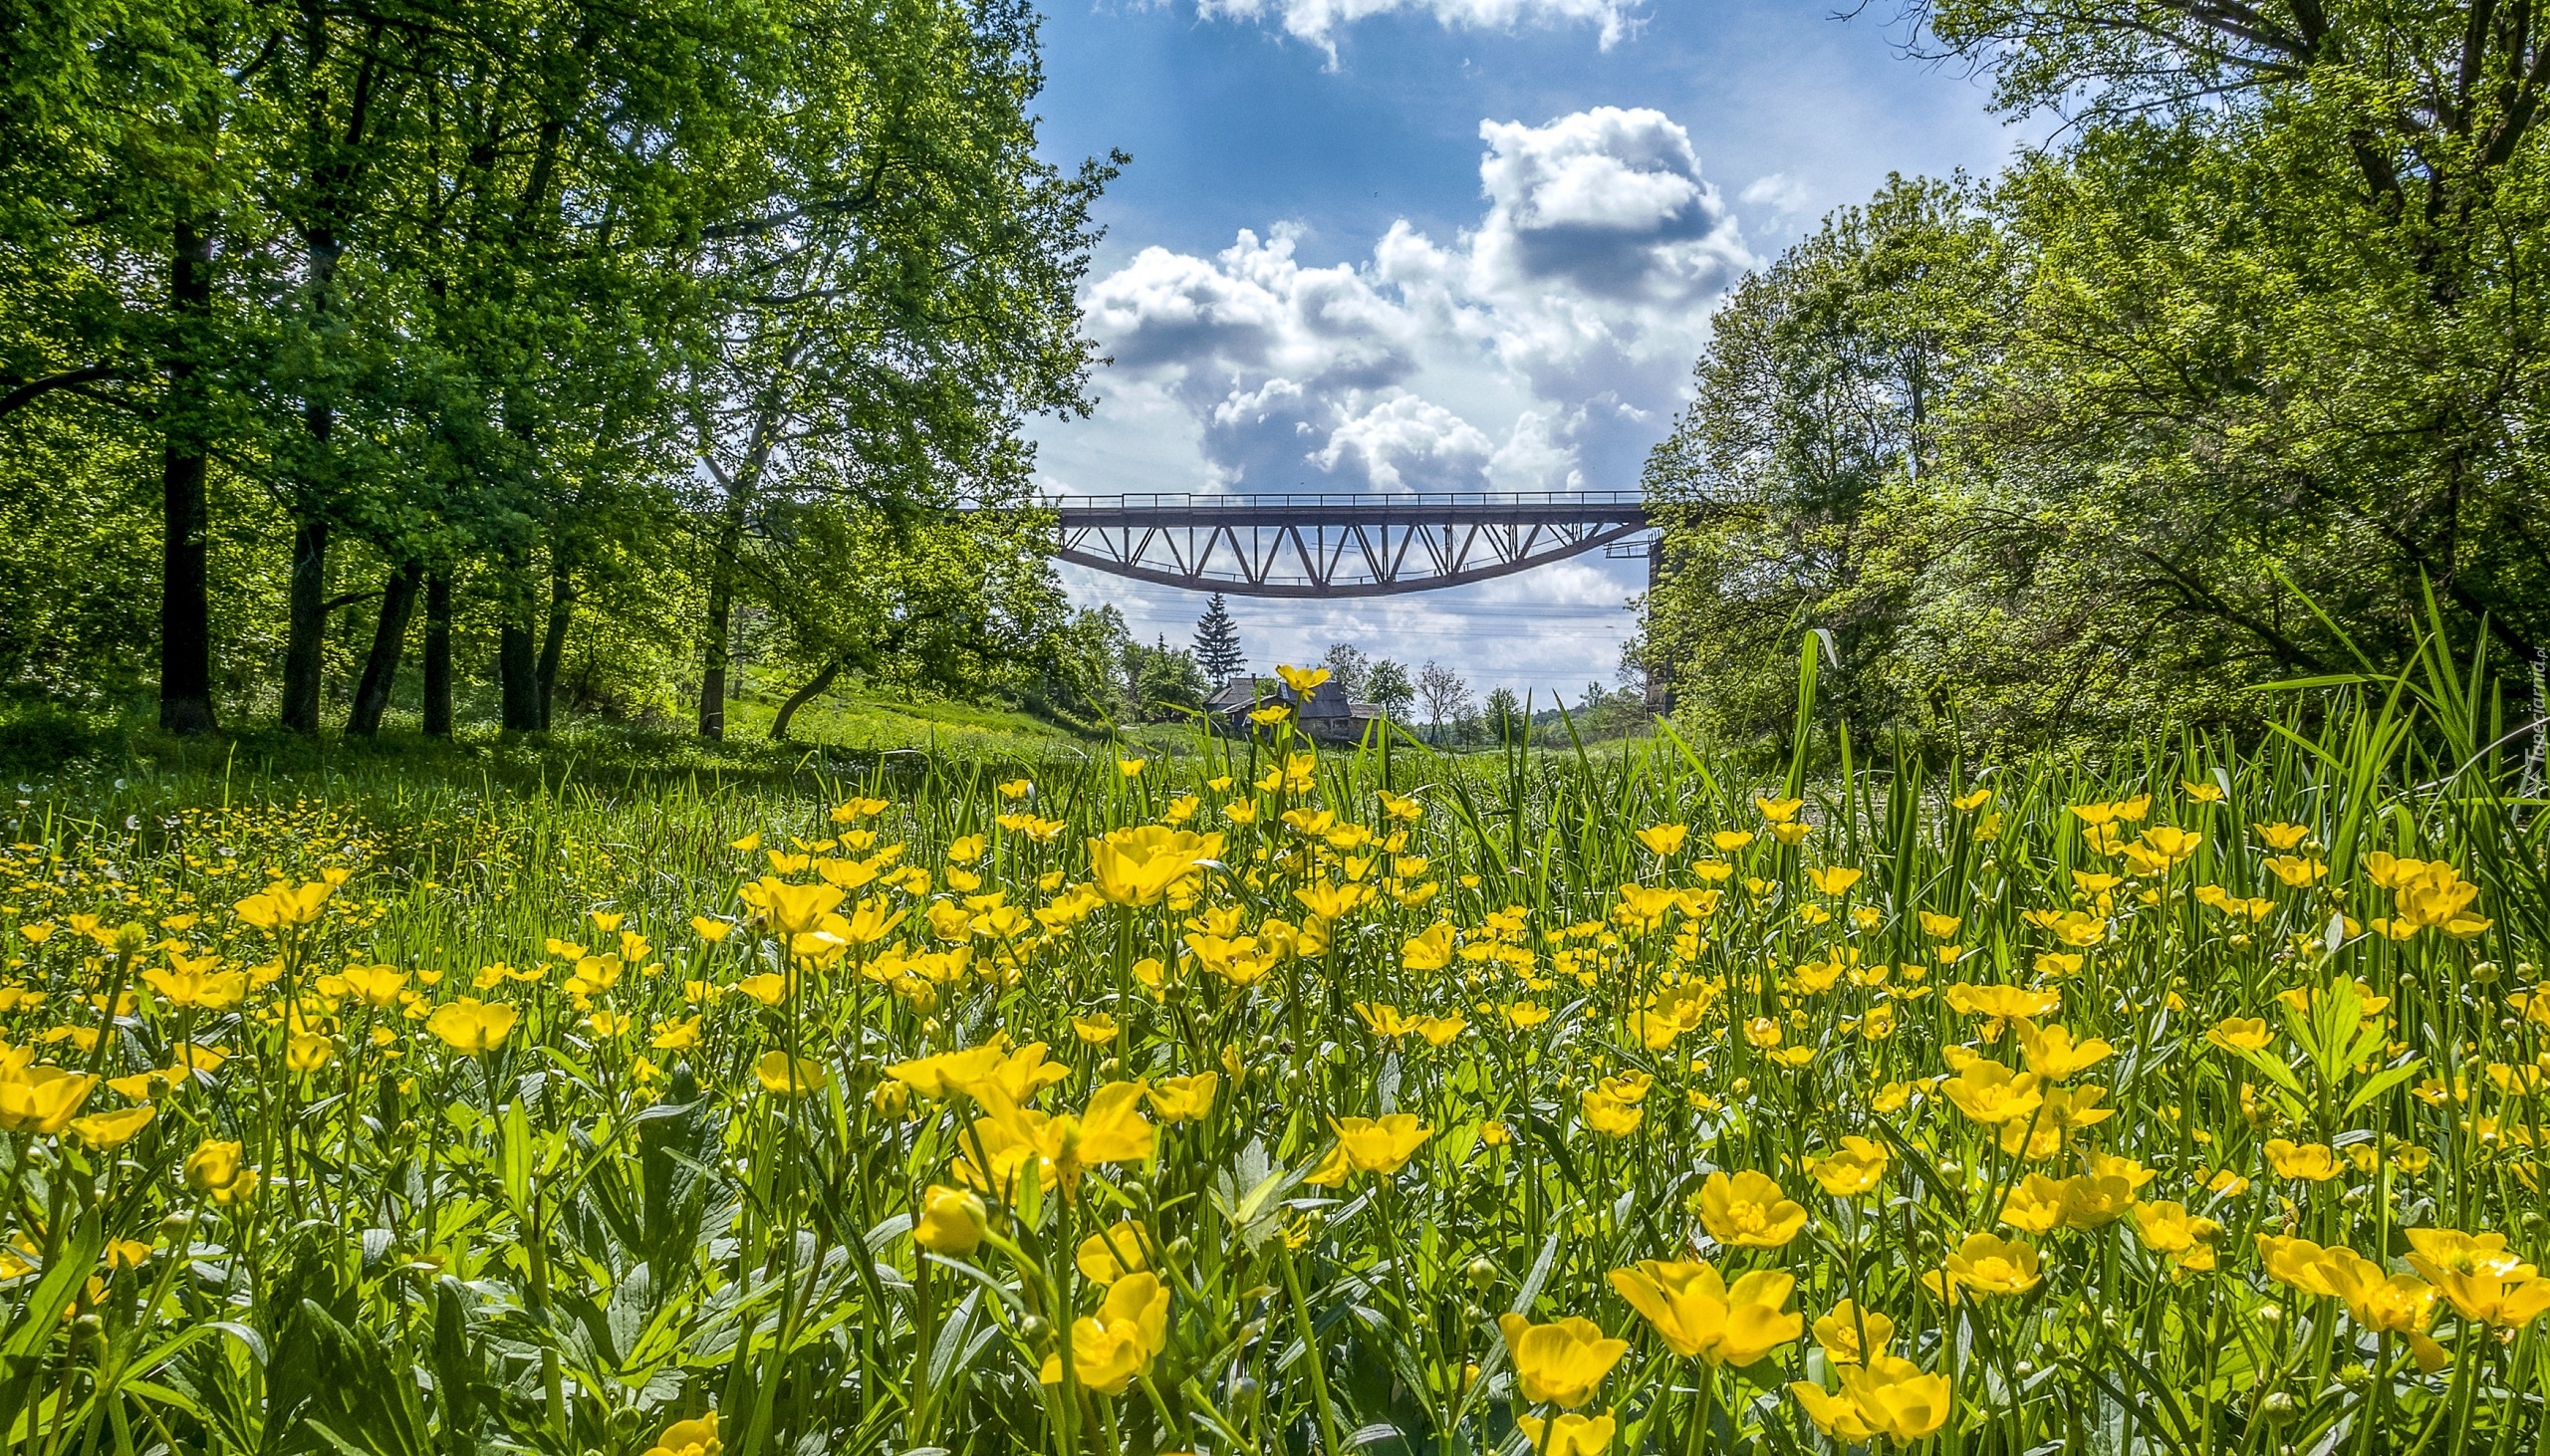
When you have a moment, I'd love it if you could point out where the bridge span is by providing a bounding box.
[1038,489,1658,598]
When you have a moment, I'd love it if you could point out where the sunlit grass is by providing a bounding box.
[0,637,2543,1456]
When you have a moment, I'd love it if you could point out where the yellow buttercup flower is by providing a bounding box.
[1147,1072,1217,1121]
[1635,824,1689,857]
[1697,1169,1807,1249]
[733,973,789,1008]
[184,1137,258,1204]
[69,1103,154,1149]
[1497,1313,1628,1408]
[1039,1271,1169,1395]
[1812,1301,1894,1364]
[1807,1136,1889,1197]
[1941,982,2060,1024]
[1579,1087,1644,1138]
[961,1042,1073,1105]
[426,999,519,1054]
[232,879,335,930]
[1804,864,1863,895]
[962,1082,1155,1194]
[1942,1233,2041,1296]
[1076,1220,1150,1283]
[340,963,407,1009]
[142,963,249,1011]
[1608,1258,1803,1365]
[2209,1016,2272,1052]
[1306,1113,1432,1184]
[754,1050,828,1097]
[642,1410,721,1456]
[1517,1412,1615,1456]
[2132,1201,2222,1273]
[2017,1021,2113,1081]
[1939,1061,2042,1125]
[885,1043,1010,1100]
[1791,1353,1950,1446]
[2311,1244,2449,1370]
[2264,854,2326,887]
[2254,821,2315,856]
[2257,1234,2342,1297]
[0,1066,97,1135]
[1275,663,1331,696]
[1995,1174,2067,1235]
[750,877,845,937]
[913,1185,987,1255]
[2264,1138,2342,1182]
[1088,826,1222,907]
[2401,1228,2550,1329]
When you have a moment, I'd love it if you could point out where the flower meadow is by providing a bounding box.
[2,671,2548,1456]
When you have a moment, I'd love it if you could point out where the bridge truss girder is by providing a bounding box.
[1046,492,1653,599]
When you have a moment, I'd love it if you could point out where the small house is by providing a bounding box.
[1207,675,1385,744]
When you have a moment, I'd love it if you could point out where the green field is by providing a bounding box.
[0,640,2543,1456]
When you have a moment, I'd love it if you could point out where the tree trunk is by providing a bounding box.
[498,622,541,734]
[346,559,422,735]
[697,501,746,740]
[499,620,541,732]
[493,540,543,731]
[535,560,573,730]
[157,213,219,736]
[769,659,844,742]
[280,517,330,733]
[422,571,453,736]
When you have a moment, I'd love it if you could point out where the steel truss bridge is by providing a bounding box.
[1038,490,1658,598]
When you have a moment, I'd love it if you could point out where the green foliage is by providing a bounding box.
[1125,636,1208,722]
[1645,2,2550,748]
[1366,657,1415,721]
[0,0,1112,740]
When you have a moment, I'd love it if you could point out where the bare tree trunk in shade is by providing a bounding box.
[157,213,219,735]
[535,561,573,729]
[280,517,330,733]
[347,559,421,734]
[421,572,452,736]
[697,501,745,740]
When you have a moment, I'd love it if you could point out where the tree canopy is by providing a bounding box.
[1,0,1121,740]
[1642,0,2550,748]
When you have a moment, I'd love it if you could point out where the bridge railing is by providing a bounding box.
[1035,489,1651,513]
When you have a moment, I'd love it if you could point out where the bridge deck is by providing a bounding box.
[1041,490,1650,528]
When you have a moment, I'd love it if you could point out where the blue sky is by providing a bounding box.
[1023,0,2029,704]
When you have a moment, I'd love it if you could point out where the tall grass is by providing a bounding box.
[0,628,2541,1456]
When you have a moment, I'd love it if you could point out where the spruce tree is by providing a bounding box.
[1193,594,1244,680]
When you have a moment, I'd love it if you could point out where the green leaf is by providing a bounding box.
[2345,1059,2424,1115]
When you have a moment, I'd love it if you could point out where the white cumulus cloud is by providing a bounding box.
[1740,171,1812,218]
[1191,0,1637,56]
[1311,391,1497,493]
[1071,107,1748,497]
